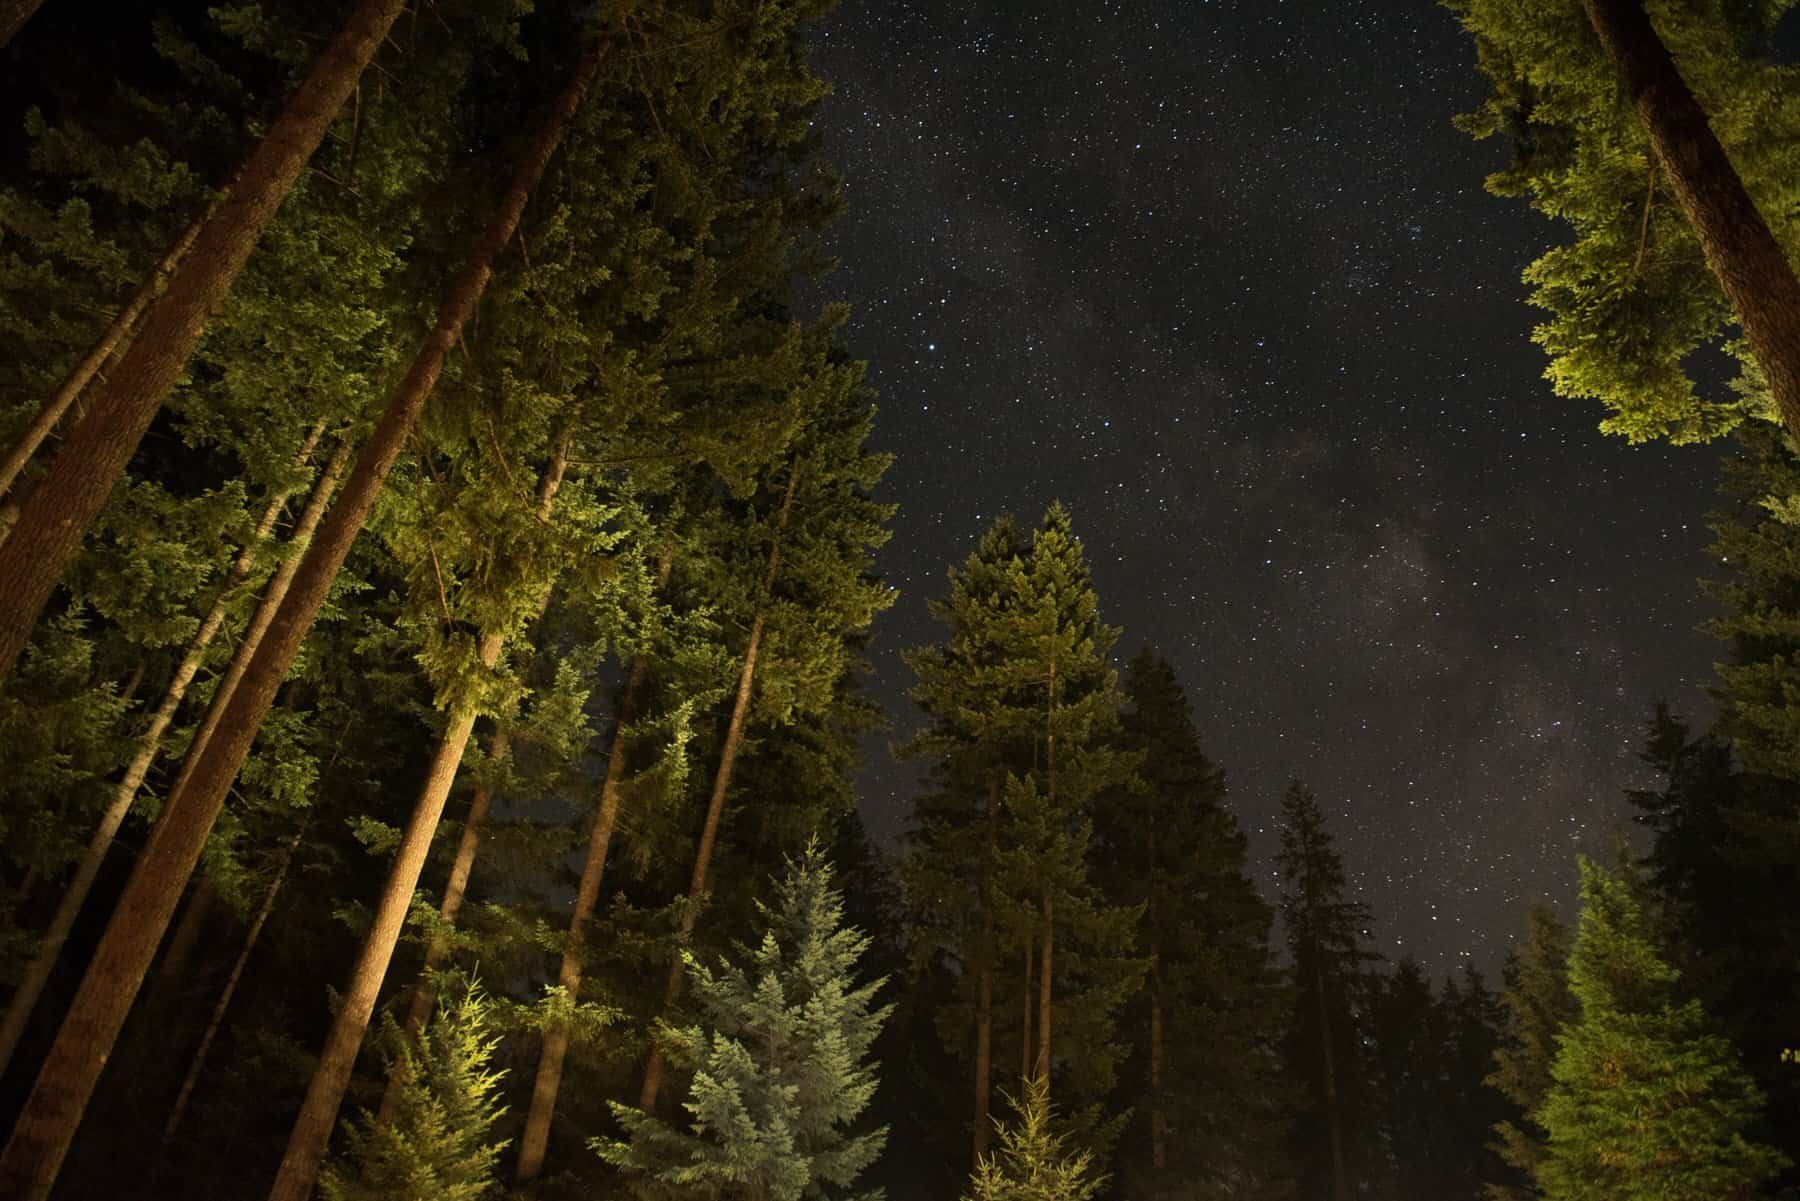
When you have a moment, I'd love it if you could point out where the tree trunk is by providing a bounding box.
[1036,898,1052,1088]
[152,880,220,999]
[0,209,214,508]
[0,44,604,1201]
[0,424,325,1075]
[1581,0,1800,446]
[161,829,301,1145]
[517,556,670,1180]
[374,725,510,1126]
[0,0,408,687]
[172,440,350,798]
[268,426,574,1201]
[0,0,45,49]
[1020,937,1034,1085]
[637,474,797,1113]
[973,944,993,1163]
[1315,962,1349,1201]
[1150,963,1166,1171]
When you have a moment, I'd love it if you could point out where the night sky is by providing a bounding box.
[806,1,1732,976]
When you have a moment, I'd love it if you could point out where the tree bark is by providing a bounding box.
[517,557,670,1180]
[161,829,301,1145]
[637,473,797,1113]
[171,441,350,798]
[0,43,604,1201]
[152,880,220,999]
[0,0,45,49]
[0,0,408,687]
[1020,937,1034,1085]
[267,428,574,1201]
[0,210,213,508]
[974,944,994,1163]
[0,423,325,1075]
[1150,964,1166,1171]
[1316,961,1349,1201]
[1035,898,1052,1088]
[1581,0,1800,446]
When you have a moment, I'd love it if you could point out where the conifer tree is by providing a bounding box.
[1445,0,1800,446]
[1095,649,1287,1200]
[1277,781,1379,1201]
[1538,859,1786,1201]
[1487,905,1576,1201]
[598,841,890,1201]
[319,975,508,1201]
[963,1076,1105,1201]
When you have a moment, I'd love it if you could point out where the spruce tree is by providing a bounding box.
[963,1076,1105,1201]
[319,975,509,1201]
[1487,905,1577,1201]
[598,841,890,1201]
[1538,859,1786,1201]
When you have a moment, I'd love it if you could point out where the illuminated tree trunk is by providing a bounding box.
[1581,0,1800,447]
[161,828,301,1145]
[0,209,211,508]
[0,0,45,48]
[267,433,573,1201]
[637,474,797,1113]
[517,557,670,1179]
[0,0,408,687]
[0,44,603,1199]
[1036,898,1052,1087]
[0,423,324,1075]
[1020,937,1034,1084]
[972,771,1002,1164]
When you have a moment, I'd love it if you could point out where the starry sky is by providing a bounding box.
[805,0,1734,977]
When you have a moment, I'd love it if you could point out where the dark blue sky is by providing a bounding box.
[807,0,1730,976]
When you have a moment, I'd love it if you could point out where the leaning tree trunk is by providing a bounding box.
[0,43,605,1201]
[0,208,213,507]
[517,556,671,1180]
[1581,0,1800,446]
[637,473,797,1113]
[161,828,302,1145]
[0,423,325,1075]
[268,434,573,1201]
[0,0,45,49]
[0,0,409,688]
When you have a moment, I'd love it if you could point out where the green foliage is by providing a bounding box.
[1487,904,1577,1201]
[597,841,890,1201]
[320,975,509,1201]
[1445,0,1800,443]
[1537,860,1787,1201]
[963,1076,1105,1201]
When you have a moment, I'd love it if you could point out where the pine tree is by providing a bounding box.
[598,841,890,1201]
[319,975,508,1201]
[1277,781,1379,1201]
[1445,0,1800,446]
[963,1076,1105,1201]
[1538,859,1787,1201]
[1095,648,1287,1200]
[1487,905,1576,1201]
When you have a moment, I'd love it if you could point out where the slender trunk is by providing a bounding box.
[0,210,212,506]
[0,424,324,1075]
[161,829,301,1145]
[973,770,1001,1165]
[637,475,797,1113]
[0,0,44,48]
[1581,0,1800,446]
[517,557,670,1180]
[1035,898,1052,1087]
[1315,960,1349,1201]
[0,0,408,687]
[1020,937,1034,1085]
[0,45,603,1200]
[174,440,350,797]
[1149,961,1166,1171]
[153,880,219,998]
[269,433,572,1201]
